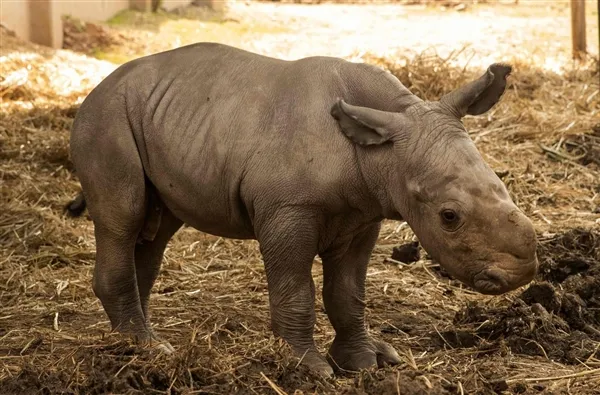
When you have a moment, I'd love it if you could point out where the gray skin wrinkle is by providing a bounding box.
[68,43,538,377]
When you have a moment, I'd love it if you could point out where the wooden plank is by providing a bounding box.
[570,0,587,59]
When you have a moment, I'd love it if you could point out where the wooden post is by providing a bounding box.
[570,0,586,59]
[28,0,62,48]
[129,0,152,12]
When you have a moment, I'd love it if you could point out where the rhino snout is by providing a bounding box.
[468,208,539,294]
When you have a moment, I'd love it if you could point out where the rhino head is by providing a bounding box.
[332,63,538,295]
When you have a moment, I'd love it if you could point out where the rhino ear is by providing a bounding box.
[330,99,395,146]
[440,63,512,117]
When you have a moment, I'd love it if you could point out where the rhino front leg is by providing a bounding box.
[257,209,333,377]
[321,223,401,372]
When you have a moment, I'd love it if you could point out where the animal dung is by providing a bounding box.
[391,241,421,264]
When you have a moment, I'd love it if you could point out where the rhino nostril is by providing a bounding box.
[506,210,538,260]
[523,256,539,277]
[513,250,532,261]
[508,238,537,262]
[511,245,538,263]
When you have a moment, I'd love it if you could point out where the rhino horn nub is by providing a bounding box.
[440,63,512,118]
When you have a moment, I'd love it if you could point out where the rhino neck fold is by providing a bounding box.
[354,142,403,220]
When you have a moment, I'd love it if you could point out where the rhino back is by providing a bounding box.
[79,43,413,238]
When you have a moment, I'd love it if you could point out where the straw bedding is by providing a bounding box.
[0,12,599,394]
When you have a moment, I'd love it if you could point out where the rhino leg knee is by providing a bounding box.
[321,224,401,372]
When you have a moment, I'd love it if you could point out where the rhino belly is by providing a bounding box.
[142,129,255,240]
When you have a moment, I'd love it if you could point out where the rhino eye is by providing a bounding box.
[440,209,459,227]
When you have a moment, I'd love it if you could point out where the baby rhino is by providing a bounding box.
[67,43,538,377]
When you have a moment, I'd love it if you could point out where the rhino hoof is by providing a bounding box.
[155,341,175,354]
[373,339,402,367]
[327,337,401,372]
[138,335,175,354]
[297,349,334,378]
[313,363,334,379]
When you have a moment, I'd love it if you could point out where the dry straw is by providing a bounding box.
[1,18,599,394]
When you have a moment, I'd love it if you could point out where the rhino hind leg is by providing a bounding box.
[134,201,183,350]
[92,223,152,341]
[70,116,166,349]
[87,197,153,344]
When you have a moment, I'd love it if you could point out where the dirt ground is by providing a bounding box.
[1,1,599,394]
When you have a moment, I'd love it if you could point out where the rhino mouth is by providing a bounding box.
[471,260,538,295]
[473,268,510,295]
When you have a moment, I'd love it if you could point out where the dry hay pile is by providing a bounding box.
[1,23,600,395]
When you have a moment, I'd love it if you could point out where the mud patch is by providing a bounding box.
[0,340,334,395]
[341,369,450,395]
[0,366,73,395]
[434,228,600,364]
[451,300,599,364]
[534,229,600,331]
[536,228,599,282]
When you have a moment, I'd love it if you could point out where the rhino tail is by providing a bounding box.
[65,191,87,217]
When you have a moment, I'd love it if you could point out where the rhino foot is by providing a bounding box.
[151,341,175,354]
[326,337,401,373]
[135,333,175,355]
[296,348,334,378]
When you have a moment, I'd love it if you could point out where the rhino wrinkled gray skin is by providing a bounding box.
[68,43,538,376]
